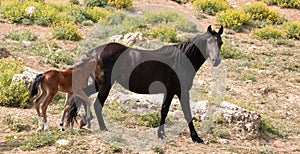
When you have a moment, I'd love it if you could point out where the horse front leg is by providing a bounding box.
[158,93,174,140]
[178,91,204,143]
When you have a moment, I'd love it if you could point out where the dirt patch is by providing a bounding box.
[0,48,11,58]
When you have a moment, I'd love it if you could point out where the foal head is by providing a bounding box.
[206,25,223,67]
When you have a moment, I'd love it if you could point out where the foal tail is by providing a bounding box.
[30,73,44,98]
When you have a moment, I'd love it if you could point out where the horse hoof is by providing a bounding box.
[192,136,204,144]
[60,127,65,131]
[100,127,108,131]
[79,120,87,129]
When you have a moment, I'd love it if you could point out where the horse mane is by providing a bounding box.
[171,32,210,70]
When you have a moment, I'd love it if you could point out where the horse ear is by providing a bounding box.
[218,25,223,35]
[207,25,213,34]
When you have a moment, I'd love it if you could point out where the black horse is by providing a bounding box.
[67,25,223,143]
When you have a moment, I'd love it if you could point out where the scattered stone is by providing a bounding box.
[106,90,261,135]
[12,67,41,88]
[22,40,32,47]
[110,32,146,46]
[26,6,35,17]
[56,139,70,147]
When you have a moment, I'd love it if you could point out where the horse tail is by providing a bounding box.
[66,96,81,126]
[30,73,44,98]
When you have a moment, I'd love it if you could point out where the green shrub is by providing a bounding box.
[0,57,30,108]
[143,10,198,32]
[33,2,64,26]
[66,5,88,24]
[69,0,79,4]
[137,112,161,127]
[107,0,132,9]
[5,29,37,41]
[145,26,178,43]
[103,11,126,25]
[282,21,300,39]
[86,6,110,22]
[0,0,29,23]
[143,10,181,24]
[84,0,108,7]
[252,26,286,39]
[261,0,300,9]
[0,81,31,108]
[221,41,245,59]
[52,21,82,41]
[193,0,231,15]
[46,49,74,67]
[242,2,284,24]
[216,9,252,31]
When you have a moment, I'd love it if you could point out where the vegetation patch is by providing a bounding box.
[221,41,246,59]
[242,2,285,25]
[282,21,300,39]
[193,0,231,15]
[260,0,300,9]
[52,21,82,41]
[0,57,30,108]
[252,26,286,40]
[216,9,252,31]
[5,29,37,41]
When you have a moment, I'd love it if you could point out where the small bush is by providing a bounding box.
[193,0,231,15]
[242,2,284,25]
[66,5,88,24]
[145,26,178,43]
[221,41,245,59]
[107,0,133,9]
[69,0,80,5]
[144,10,198,32]
[103,11,126,25]
[282,21,300,39]
[216,9,252,31]
[137,112,161,127]
[6,29,37,41]
[52,21,82,41]
[252,26,286,39]
[261,0,300,9]
[46,49,74,67]
[84,0,107,7]
[86,7,110,22]
[143,10,181,24]
[0,57,30,108]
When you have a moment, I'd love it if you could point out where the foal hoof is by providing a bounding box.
[192,136,204,144]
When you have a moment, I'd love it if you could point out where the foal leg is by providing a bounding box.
[179,92,204,143]
[41,90,56,133]
[60,93,71,131]
[158,93,174,139]
[34,90,46,131]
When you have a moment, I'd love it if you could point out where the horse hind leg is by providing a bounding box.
[158,93,174,140]
[41,90,56,133]
[34,86,46,131]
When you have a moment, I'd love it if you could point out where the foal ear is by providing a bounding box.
[207,25,213,34]
[218,25,223,35]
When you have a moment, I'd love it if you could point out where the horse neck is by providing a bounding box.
[178,36,208,72]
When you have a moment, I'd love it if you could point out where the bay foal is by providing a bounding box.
[30,58,97,132]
